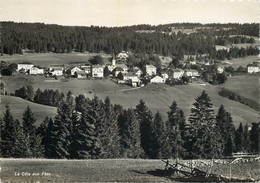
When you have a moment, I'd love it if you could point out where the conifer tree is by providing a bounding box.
[166,101,185,159]
[188,90,222,158]
[216,105,235,156]
[153,111,169,158]
[102,97,120,158]
[22,106,43,157]
[2,105,17,157]
[243,123,251,153]
[235,123,244,152]
[250,122,260,153]
[120,108,143,158]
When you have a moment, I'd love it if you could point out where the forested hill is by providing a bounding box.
[0,22,258,56]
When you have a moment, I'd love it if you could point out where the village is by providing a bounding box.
[15,50,260,88]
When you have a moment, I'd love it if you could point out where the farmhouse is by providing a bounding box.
[217,66,224,74]
[161,73,169,80]
[150,76,165,83]
[133,67,143,77]
[29,67,44,75]
[131,77,140,87]
[91,65,104,78]
[71,66,83,76]
[113,64,128,76]
[75,71,87,79]
[145,65,156,76]
[122,72,139,81]
[80,65,91,74]
[172,69,184,79]
[185,69,199,77]
[247,62,260,73]
[17,63,34,72]
[117,51,129,60]
[51,68,63,76]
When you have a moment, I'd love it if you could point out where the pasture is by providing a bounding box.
[1,52,112,67]
[0,95,57,125]
[220,56,259,68]
[2,73,258,127]
[1,158,259,182]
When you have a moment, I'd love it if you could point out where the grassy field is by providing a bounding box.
[0,95,57,125]
[220,55,259,68]
[1,52,112,67]
[1,73,258,127]
[1,158,259,182]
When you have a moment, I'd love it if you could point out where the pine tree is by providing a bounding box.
[120,108,143,158]
[153,111,168,159]
[135,100,158,158]
[250,122,260,153]
[22,106,43,157]
[235,123,244,152]
[2,105,17,157]
[102,97,120,158]
[166,101,185,159]
[188,90,222,158]
[216,105,235,156]
[243,123,251,153]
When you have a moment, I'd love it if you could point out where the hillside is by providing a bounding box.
[0,95,57,125]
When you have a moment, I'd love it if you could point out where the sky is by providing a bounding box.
[0,0,259,27]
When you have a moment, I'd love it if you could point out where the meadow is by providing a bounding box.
[1,158,259,182]
[1,73,258,127]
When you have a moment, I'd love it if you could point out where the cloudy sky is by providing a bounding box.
[0,0,258,27]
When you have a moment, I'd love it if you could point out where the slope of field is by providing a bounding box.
[2,74,258,127]
[219,56,259,68]
[0,95,57,125]
[1,52,112,67]
[1,158,259,182]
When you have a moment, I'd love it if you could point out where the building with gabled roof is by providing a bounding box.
[145,65,156,76]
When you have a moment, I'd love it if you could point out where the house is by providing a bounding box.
[91,65,104,78]
[75,71,87,79]
[113,64,128,76]
[145,65,157,76]
[150,76,165,83]
[185,69,199,77]
[29,67,44,75]
[117,51,129,60]
[172,69,184,79]
[161,73,169,80]
[71,66,83,76]
[80,65,91,74]
[217,66,224,74]
[131,77,140,87]
[17,63,34,72]
[122,72,139,81]
[51,68,63,76]
[247,62,260,73]
[133,67,143,77]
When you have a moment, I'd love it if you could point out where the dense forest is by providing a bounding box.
[1,90,259,159]
[0,22,258,58]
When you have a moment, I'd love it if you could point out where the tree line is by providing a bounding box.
[1,22,258,58]
[1,90,259,159]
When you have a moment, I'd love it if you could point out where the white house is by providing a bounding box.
[51,68,63,76]
[185,69,199,77]
[71,66,83,76]
[217,66,224,74]
[29,67,44,75]
[75,71,87,79]
[145,65,157,76]
[131,77,140,87]
[123,72,139,81]
[161,73,169,80]
[49,64,64,71]
[113,64,128,76]
[91,65,104,78]
[17,63,34,72]
[150,76,165,83]
[80,65,91,74]
[173,69,184,79]
[117,51,129,60]
[133,67,143,77]
[247,63,260,73]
